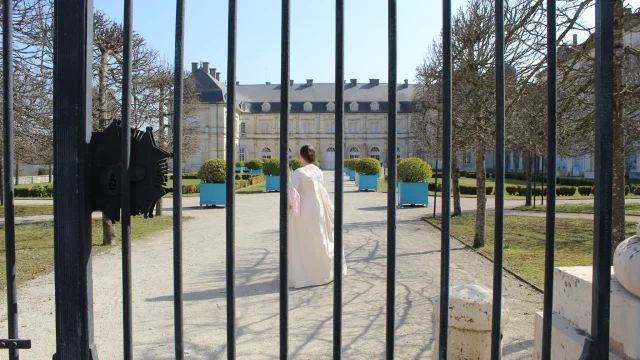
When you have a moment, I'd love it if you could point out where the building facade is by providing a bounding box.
[185,62,415,172]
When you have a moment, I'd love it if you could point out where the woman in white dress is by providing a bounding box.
[288,145,347,288]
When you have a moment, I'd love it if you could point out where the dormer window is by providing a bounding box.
[326,102,335,112]
[349,101,359,112]
[261,102,271,112]
[243,103,250,112]
[303,102,313,112]
[370,101,380,111]
[397,102,401,111]
[288,103,292,111]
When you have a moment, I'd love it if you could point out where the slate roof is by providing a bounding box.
[193,68,417,113]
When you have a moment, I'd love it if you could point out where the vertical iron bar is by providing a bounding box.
[433,159,438,218]
[172,0,185,357]
[439,0,453,358]
[279,0,290,358]
[491,0,505,357]
[542,1,557,354]
[2,0,18,358]
[582,0,614,358]
[121,0,134,357]
[226,0,238,358]
[52,0,97,358]
[333,0,344,358]
[386,1,398,358]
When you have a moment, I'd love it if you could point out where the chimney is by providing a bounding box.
[210,67,216,76]
[573,34,578,45]
[306,79,313,86]
[191,62,198,73]
[216,72,221,81]
[350,79,357,86]
[369,79,379,86]
[203,62,210,73]
[236,81,240,85]
[289,80,294,86]
[404,79,409,87]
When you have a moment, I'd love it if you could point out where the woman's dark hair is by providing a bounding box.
[300,145,316,164]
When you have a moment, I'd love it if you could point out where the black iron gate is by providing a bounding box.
[1,0,617,359]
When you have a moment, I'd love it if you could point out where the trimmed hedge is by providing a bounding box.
[344,158,360,170]
[246,158,264,170]
[459,185,494,195]
[263,158,281,176]
[15,184,54,198]
[635,186,640,195]
[248,175,265,185]
[578,186,594,196]
[235,161,245,167]
[625,185,630,196]
[397,158,433,182]
[289,158,304,170]
[198,159,226,183]
[356,158,381,175]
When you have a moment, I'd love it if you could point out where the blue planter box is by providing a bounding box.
[249,169,263,175]
[398,181,429,208]
[266,176,280,192]
[235,166,247,172]
[345,168,356,181]
[358,174,378,192]
[200,182,226,207]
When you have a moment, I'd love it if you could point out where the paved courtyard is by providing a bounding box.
[2,171,542,359]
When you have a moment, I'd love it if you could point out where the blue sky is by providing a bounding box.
[94,0,640,85]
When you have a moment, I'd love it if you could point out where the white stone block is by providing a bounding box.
[613,224,640,298]
[552,266,640,359]
[533,311,622,360]
[433,284,506,360]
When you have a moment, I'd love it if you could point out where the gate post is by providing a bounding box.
[52,0,97,358]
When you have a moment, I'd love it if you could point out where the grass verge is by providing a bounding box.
[0,205,53,217]
[427,215,637,289]
[0,215,189,289]
[515,202,640,216]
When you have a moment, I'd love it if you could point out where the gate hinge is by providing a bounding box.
[0,338,31,350]
[90,120,172,222]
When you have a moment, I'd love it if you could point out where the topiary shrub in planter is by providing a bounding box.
[344,158,359,181]
[289,158,304,171]
[356,158,382,192]
[235,161,247,173]
[263,158,282,192]
[397,158,432,208]
[247,158,264,175]
[198,158,226,207]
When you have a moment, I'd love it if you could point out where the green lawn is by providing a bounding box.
[516,202,640,216]
[0,205,53,217]
[428,215,637,288]
[0,215,188,289]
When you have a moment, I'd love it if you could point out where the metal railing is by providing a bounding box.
[0,0,616,359]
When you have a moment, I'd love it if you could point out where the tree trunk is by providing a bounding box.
[525,153,533,207]
[452,153,462,216]
[48,164,53,183]
[156,90,165,217]
[14,160,18,186]
[611,0,626,252]
[473,148,487,248]
[102,213,117,246]
[156,196,163,217]
[0,161,4,206]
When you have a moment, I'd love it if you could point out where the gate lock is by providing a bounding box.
[90,120,172,223]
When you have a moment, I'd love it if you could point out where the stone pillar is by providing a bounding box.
[433,284,506,360]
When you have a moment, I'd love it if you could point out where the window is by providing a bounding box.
[261,123,270,134]
[327,122,335,134]
[261,102,271,112]
[397,147,401,159]
[349,147,359,159]
[397,122,402,133]
[326,102,335,112]
[463,152,472,165]
[514,154,521,169]
[370,101,380,111]
[261,147,272,159]
[303,102,313,112]
[369,122,381,133]
[240,122,246,134]
[302,122,312,134]
[238,147,246,161]
[349,101,358,112]
[370,147,381,161]
[349,122,360,133]
[506,153,512,169]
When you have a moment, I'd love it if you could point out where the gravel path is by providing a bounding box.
[3,171,542,359]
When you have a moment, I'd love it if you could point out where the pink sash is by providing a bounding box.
[288,187,301,216]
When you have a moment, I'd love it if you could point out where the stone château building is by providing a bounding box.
[185,61,416,171]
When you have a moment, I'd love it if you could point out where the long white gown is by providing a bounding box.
[288,165,347,288]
